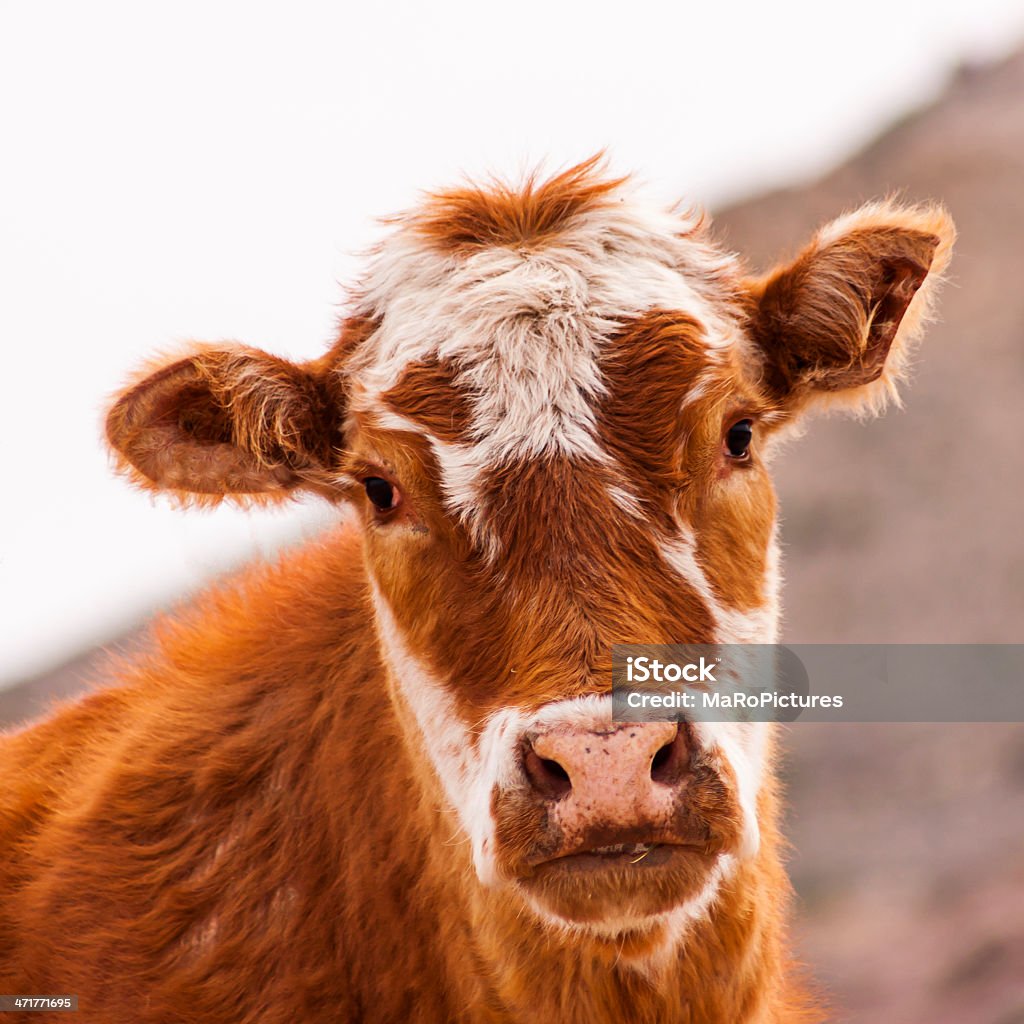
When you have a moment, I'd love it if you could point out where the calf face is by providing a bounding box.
[106,160,952,938]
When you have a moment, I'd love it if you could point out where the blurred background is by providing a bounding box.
[2,3,1023,1021]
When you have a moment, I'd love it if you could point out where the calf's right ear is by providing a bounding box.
[105,345,346,505]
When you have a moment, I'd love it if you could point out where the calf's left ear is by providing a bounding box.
[747,201,955,416]
[106,345,345,505]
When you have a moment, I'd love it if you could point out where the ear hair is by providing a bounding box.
[105,343,346,507]
[749,200,955,418]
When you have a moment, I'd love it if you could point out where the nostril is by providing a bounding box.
[650,726,689,785]
[651,742,673,773]
[523,747,573,800]
[540,757,570,785]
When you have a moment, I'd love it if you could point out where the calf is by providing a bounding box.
[0,159,952,1023]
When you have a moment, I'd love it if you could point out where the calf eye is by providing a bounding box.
[725,420,753,459]
[363,477,399,513]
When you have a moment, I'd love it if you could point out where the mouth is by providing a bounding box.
[528,841,712,875]
[513,838,721,925]
[593,842,657,858]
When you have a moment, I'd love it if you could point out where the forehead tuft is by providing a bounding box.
[403,155,632,255]
[348,158,744,376]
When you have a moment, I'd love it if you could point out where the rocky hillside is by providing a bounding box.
[713,49,1024,1024]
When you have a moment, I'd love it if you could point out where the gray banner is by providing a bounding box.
[611,645,1024,722]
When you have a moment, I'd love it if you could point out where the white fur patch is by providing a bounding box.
[659,526,781,645]
[345,187,742,542]
[368,579,489,866]
[691,722,768,861]
[655,524,781,858]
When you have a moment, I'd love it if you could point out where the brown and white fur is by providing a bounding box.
[0,158,953,1023]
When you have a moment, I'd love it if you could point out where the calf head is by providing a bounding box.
[107,160,953,942]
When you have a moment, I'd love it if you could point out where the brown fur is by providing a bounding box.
[106,344,348,507]
[382,357,475,443]
[745,202,955,417]
[403,153,630,256]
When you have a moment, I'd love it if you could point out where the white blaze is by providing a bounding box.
[345,191,742,544]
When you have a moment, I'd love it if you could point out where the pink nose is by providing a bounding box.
[522,721,688,832]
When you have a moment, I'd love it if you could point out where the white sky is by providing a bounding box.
[3,0,1023,686]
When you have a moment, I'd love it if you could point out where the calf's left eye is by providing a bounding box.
[363,476,399,512]
[725,420,753,459]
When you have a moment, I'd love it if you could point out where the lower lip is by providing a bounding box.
[531,844,708,875]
